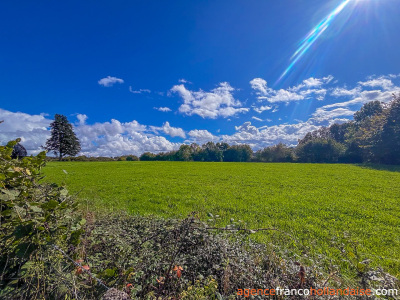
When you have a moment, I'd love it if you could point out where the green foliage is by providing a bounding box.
[117,155,139,162]
[223,144,252,162]
[140,152,157,161]
[296,138,345,163]
[44,161,400,277]
[378,95,400,164]
[179,277,220,299]
[354,100,383,123]
[255,143,294,162]
[45,114,81,160]
[0,139,83,298]
[297,94,400,164]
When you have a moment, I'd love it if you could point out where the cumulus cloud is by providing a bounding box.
[0,109,181,157]
[312,107,355,122]
[250,75,333,105]
[76,114,88,125]
[221,120,320,148]
[98,76,124,87]
[253,105,273,113]
[129,86,151,94]
[75,119,181,156]
[249,78,268,95]
[187,129,215,141]
[154,107,172,112]
[291,75,333,91]
[358,77,394,90]
[2,73,399,156]
[221,112,350,149]
[170,82,249,119]
[262,89,304,103]
[158,122,186,138]
[0,109,50,154]
[331,87,361,97]
[323,89,397,111]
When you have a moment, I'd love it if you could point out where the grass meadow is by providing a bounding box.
[43,161,400,277]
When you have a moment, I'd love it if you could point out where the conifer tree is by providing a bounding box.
[45,114,81,160]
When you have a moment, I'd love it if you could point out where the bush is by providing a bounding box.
[0,139,84,299]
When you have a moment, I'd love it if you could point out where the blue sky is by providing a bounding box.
[1,0,400,156]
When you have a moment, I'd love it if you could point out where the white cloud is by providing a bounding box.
[312,107,355,122]
[291,75,333,91]
[76,114,88,125]
[251,116,263,122]
[0,109,50,154]
[253,106,273,113]
[154,107,172,112]
[76,119,181,156]
[262,89,304,103]
[300,88,327,101]
[170,82,249,119]
[2,73,399,156]
[129,86,151,94]
[0,109,181,157]
[250,75,333,103]
[98,76,124,87]
[358,77,394,90]
[187,129,215,141]
[249,78,268,95]
[331,87,360,97]
[221,114,349,149]
[178,79,191,84]
[221,120,320,148]
[323,89,397,110]
[253,105,272,113]
[160,122,186,138]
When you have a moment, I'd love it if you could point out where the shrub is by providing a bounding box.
[0,139,84,299]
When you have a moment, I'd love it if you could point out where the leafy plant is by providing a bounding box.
[0,139,84,298]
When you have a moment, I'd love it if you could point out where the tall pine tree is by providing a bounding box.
[45,114,81,160]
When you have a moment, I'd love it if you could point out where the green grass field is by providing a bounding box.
[43,161,400,276]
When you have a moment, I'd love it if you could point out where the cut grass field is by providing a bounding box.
[43,161,400,277]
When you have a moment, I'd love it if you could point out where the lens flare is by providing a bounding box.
[277,0,351,83]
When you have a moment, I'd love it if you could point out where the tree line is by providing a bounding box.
[139,93,400,164]
[5,93,400,164]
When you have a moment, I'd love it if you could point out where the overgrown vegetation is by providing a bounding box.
[0,139,84,298]
[78,212,399,299]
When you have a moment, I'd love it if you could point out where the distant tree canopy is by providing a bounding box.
[134,93,400,165]
[295,93,400,164]
[44,114,81,160]
[35,94,400,165]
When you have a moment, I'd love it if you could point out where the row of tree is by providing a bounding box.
[4,94,400,164]
[139,93,400,164]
